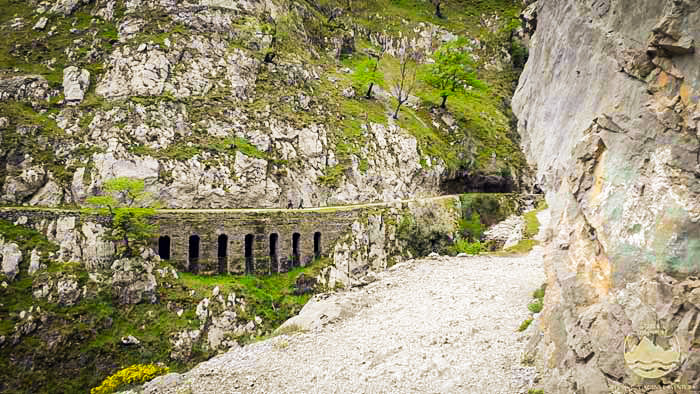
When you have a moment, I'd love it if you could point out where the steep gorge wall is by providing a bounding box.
[0,0,529,210]
[514,0,700,391]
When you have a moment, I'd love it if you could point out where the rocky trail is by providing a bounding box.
[140,210,549,394]
[0,195,460,213]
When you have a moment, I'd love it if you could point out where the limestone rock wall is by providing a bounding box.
[0,0,527,210]
[513,0,700,391]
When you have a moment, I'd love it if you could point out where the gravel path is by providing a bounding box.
[145,212,548,394]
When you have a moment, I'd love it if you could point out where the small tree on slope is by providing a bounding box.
[86,177,158,258]
[391,50,418,119]
[422,39,484,109]
[352,54,384,99]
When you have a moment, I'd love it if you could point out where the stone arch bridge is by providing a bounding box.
[152,206,368,275]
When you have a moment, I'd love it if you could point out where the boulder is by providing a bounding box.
[1,163,47,204]
[207,310,237,349]
[28,249,41,275]
[484,215,525,250]
[341,86,355,98]
[1,241,22,281]
[63,67,90,104]
[277,293,355,332]
[195,298,210,322]
[33,17,48,30]
[121,335,141,346]
[28,179,63,206]
[51,0,82,15]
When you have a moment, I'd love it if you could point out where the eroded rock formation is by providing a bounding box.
[514,0,700,391]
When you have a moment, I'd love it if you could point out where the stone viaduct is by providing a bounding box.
[0,202,400,275]
[152,207,368,275]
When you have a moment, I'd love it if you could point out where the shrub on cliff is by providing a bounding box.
[85,177,158,258]
[90,363,169,394]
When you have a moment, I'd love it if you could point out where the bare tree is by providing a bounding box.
[431,0,443,18]
[391,50,418,119]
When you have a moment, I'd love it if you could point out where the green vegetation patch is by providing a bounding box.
[179,258,332,336]
[130,135,268,162]
[318,163,347,188]
[0,218,58,256]
[0,2,117,85]
[456,193,521,245]
[502,239,539,255]
[452,239,485,255]
[518,317,533,332]
[527,283,546,313]
[527,298,543,313]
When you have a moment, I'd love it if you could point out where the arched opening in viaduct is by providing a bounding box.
[292,232,301,267]
[158,235,170,260]
[218,234,228,274]
[269,233,279,270]
[244,234,254,274]
[189,234,200,273]
[314,232,322,259]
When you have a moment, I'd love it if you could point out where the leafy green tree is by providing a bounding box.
[86,177,158,258]
[352,56,384,99]
[422,39,484,109]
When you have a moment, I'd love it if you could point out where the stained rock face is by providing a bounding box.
[513,0,700,391]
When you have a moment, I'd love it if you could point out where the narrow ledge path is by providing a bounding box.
[143,210,549,394]
[0,195,463,214]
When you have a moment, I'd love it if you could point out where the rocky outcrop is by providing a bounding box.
[1,159,47,204]
[110,258,158,305]
[513,0,700,391]
[483,215,525,249]
[0,75,56,103]
[0,239,22,281]
[32,272,82,306]
[62,66,90,104]
[326,197,462,289]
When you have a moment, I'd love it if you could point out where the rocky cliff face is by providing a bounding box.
[514,0,700,391]
[0,0,529,209]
